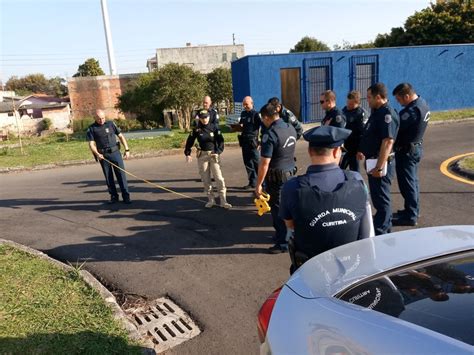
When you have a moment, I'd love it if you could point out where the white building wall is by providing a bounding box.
[152,44,245,73]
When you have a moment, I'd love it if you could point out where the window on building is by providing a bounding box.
[8,112,13,117]
[231,52,237,61]
[222,53,227,62]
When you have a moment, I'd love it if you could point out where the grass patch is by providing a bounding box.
[431,108,474,121]
[459,155,474,171]
[0,244,142,354]
[0,126,239,169]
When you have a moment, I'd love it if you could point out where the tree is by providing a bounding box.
[374,1,474,47]
[116,71,164,128]
[155,63,208,130]
[290,36,330,53]
[117,63,207,130]
[333,40,375,51]
[73,58,105,77]
[5,74,68,97]
[207,68,232,112]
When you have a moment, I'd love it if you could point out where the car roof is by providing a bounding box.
[286,225,474,299]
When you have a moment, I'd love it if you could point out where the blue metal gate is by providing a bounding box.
[350,55,379,112]
[302,57,332,123]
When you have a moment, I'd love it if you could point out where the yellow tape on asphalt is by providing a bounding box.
[103,157,208,203]
[439,152,474,186]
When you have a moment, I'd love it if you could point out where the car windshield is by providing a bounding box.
[338,252,474,345]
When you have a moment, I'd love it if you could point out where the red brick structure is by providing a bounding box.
[68,74,139,119]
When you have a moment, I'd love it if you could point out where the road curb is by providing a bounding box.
[451,158,474,181]
[0,238,155,354]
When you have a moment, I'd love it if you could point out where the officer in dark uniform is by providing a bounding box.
[255,102,297,254]
[86,109,131,204]
[185,109,231,209]
[193,95,219,127]
[392,83,430,226]
[280,126,374,272]
[238,96,261,189]
[358,83,399,235]
[340,90,368,172]
[267,97,303,139]
[320,90,346,128]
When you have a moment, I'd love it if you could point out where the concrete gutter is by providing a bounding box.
[0,238,156,354]
[1,118,473,174]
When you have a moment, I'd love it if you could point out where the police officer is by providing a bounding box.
[340,90,368,172]
[255,103,297,253]
[185,109,232,209]
[193,95,219,127]
[392,83,430,226]
[320,90,346,128]
[86,109,131,204]
[267,97,303,139]
[238,96,261,189]
[358,83,400,235]
[280,126,374,272]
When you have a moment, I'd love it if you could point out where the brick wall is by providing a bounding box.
[68,74,139,120]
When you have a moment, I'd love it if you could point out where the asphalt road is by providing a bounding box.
[1,120,473,354]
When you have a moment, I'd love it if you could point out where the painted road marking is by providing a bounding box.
[440,152,474,186]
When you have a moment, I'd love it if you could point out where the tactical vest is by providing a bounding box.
[268,122,296,171]
[89,121,117,150]
[294,171,367,258]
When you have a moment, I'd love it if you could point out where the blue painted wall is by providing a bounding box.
[231,44,474,122]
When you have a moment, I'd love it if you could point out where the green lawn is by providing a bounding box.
[0,128,238,169]
[459,155,474,171]
[0,244,142,354]
[430,108,474,121]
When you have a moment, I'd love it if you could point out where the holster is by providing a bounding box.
[237,134,243,147]
[288,237,310,274]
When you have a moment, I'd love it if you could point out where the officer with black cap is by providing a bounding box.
[320,90,346,128]
[86,109,131,204]
[358,82,399,235]
[267,97,303,139]
[193,95,219,127]
[255,102,297,254]
[185,109,232,209]
[280,126,374,272]
[392,83,430,226]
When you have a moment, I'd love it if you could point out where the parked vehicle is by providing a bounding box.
[258,226,474,354]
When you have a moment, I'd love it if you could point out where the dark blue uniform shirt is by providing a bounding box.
[359,103,399,158]
[342,106,368,153]
[261,119,296,171]
[86,121,120,149]
[322,107,346,128]
[396,96,430,147]
[239,109,261,137]
[184,121,224,155]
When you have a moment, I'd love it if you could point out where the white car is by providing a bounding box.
[258,226,474,354]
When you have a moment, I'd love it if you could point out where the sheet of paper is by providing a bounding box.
[366,158,387,177]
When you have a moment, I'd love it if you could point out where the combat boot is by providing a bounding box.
[205,194,215,208]
[219,193,232,210]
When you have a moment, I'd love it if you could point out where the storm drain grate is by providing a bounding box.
[126,297,201,353]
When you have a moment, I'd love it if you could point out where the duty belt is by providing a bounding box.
[98,145,119,154]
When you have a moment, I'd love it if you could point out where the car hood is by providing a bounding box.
[286,225,474,299]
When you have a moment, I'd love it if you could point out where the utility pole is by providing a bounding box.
[11,97,24,155]
[232,33,235,46]
[100,0,117,75]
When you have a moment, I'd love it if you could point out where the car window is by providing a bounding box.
[338,253,474,345]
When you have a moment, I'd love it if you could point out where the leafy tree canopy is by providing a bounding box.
[6,74,68,97]
[207,67,232,108]
[374,1,474,47]
[290,36,330,53]
[73,58,105,77]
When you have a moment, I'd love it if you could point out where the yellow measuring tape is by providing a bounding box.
[102,157,207,204]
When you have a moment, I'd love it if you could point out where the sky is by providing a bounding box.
[0,0,432,84]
